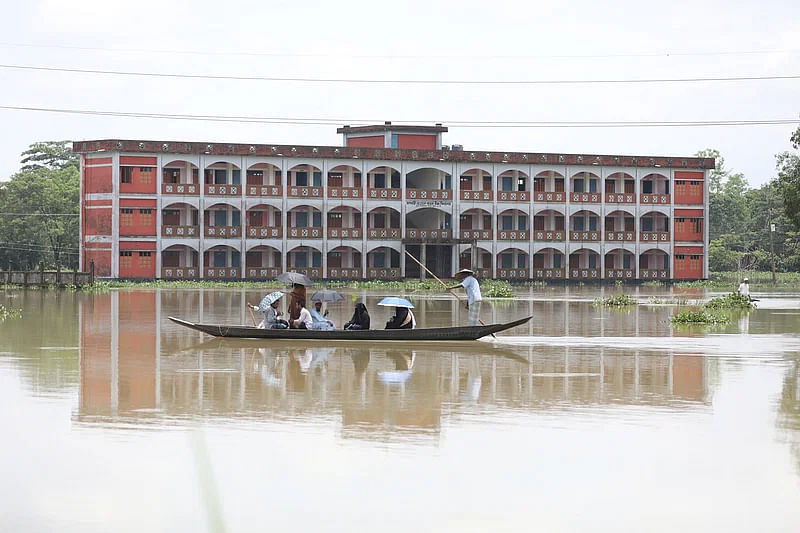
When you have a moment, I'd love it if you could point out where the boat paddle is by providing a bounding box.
[404,250,497,339]
[246,303,257,327]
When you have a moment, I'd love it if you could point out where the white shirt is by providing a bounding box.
[295,307,313,329]
[461,275,482,305]
[738,282,749,297]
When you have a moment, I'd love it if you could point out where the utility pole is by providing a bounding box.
[768,191,776,285]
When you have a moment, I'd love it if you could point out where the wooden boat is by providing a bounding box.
[168,315,531,342]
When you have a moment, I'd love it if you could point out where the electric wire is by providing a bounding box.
[1,41,797,60]
[1,105,799,128]
[2,63,800,85]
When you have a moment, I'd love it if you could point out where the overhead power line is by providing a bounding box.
[1,41,797,60]
[2,105,799,129]
[1,63,800,85]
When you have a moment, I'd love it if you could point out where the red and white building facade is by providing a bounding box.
[74,123,711,281]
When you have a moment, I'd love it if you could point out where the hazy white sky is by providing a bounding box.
[0,0,798,186]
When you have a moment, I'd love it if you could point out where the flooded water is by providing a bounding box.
[1,286,799,532]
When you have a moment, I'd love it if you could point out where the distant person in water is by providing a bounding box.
[385,306,416,329]
[448,268,483,326]
[290,298,313,329]
[310,301,335,330]
[344,302,370,330]
[737,278,751,301]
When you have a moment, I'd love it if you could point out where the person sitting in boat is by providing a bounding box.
[344,302,370,330]
[251,298,288,329]
[385,306,416,329]
[311,301,335,330]
[290,299,313,329]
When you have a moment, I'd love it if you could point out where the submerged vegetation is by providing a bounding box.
[593,294,637,308]
[670,310,730,325]
[480,280,514,298]
[704,293,756,310]
[0,304,22,321]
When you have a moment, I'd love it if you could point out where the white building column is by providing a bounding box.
[198,155,205,279]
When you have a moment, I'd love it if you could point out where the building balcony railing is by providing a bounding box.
[460,229,492,241]
[605,231,635,242]
[287,186,323,198]
[162,183,199,195]
[570,230,601,241]
[246,226,282,239]
[497,230,529,240]
[534,191,566,202]
[162,225,199,238]
[205,184,241,196]
[497,191,529,202]
[605,193,636,204]
[533,230,565,241]
[367,228,401,240]
[570,268,601,279]
[640,269,669,280]
[570,192,602,203]
[367,188,401,200]
[470,268,492,279]
[246,185,282,197]
[328,187,362,199]
[205,225,241,238]
[532,268,565,279]
[286,267,322,279]
[205,267,239,279]
[328,267,361,279]
[639,231,670,242]
[287,227,323,239]
[367,267,401,279]
[497,268,529,279]
[405,189,452,200]
[404,228,452,241]
[161,266,198,279]
[605,268,635,279]
[246,267,282,279]
[328,227,362,239]
[460,190,493,201]
[640,194,671,204]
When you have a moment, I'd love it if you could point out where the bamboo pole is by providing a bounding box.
[404,250,494,334]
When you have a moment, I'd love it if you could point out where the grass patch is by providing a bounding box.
[593,294,637,308]
[678,271,800,289]
[0,304,22,321]
[670,310,729,325]
[704,293,756,310]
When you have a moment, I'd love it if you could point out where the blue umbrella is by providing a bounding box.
[258,291,285,309]
[377,297,414,309]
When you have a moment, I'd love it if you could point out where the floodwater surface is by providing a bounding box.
[1,286,799,532]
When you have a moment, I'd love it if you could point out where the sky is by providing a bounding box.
[0,0,799,186]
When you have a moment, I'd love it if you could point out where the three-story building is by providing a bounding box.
[74,122,711,281]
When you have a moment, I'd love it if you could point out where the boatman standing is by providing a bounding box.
[448,268,482,326]
[737,277,751,301]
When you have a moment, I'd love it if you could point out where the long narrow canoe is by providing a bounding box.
[168,315,531,341]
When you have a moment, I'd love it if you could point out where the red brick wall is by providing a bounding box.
[674,246,703,279]
[674,209,704,242]
[119,199,157,236]
[397,134,436,150]
[347,135,385,148]
[84,207,112,235]
[84,163,113,193]
[120,156,157,194]
[84,247,112,276]
[119,243,156,278]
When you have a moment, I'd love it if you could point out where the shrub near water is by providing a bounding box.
[0,304,22,321]
[704,293,756,310]
[671,310,729,325]
[480,280,514,298]
[594,294,637,307]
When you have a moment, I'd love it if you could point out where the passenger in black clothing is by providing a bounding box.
[344,302,370,330]
[385,307,416,329]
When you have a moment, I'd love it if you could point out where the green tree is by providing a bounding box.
[0,141,79,269]
[777,127,800,231]
[20,141,79,172]
[697,148,750,240]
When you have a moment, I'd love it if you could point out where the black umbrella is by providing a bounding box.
[311,289,345,302]
[276,271,313,286]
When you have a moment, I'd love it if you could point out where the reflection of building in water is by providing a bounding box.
[778,361,800,475]
[76,291,712,439]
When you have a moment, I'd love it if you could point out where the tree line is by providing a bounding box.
[1,130,800,273]
[704,126,800,271]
